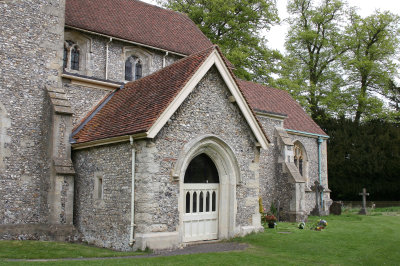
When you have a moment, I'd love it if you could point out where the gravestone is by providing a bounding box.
[329,201,342,215]
[310,181,326,216]
[358,188,369,215]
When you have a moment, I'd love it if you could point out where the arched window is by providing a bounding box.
[184,154,219,183]
[63,44,68,69]
[135,60,142,80]
[294,143,305,176]
[125,56,142,81]
[63,40,81,71]
[70,45,80,70]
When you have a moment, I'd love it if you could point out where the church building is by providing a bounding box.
[0,0,331,251]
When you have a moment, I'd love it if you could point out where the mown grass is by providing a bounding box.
[0,241,146,260]
[1,208,400,265]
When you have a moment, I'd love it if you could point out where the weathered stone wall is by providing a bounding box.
[0,0,65,226]
[62,30,182,126]
[258,113,330,219]
[135,67,260,234]
[73,142,132,250]
[63,29,181,82]
[72,67,260,250]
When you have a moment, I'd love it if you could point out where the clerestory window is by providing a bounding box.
[125,56,142,81]
[63,40,81,71]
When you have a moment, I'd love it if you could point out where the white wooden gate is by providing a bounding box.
[183,183,219,242]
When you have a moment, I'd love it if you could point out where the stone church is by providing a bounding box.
[0,0,331,251]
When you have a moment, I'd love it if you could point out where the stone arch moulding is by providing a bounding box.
[64,30,92,75]
[123,46,153,79]
[293,140,310,188]
[173,135,241,242]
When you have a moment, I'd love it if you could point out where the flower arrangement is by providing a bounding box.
[313,219,328,231]
[265,214,277,223]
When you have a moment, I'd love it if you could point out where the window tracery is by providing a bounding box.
[125,56,142,81]
[294,144,304,176]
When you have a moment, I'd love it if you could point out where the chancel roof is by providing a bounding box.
[65,0,213,55]
[238,79,327,136]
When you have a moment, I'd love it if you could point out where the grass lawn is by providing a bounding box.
[1,207,399,265]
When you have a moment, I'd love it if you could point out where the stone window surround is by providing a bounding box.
[0,102,11,169]
[94,172,105,203]
[293,141,310,189]
[123,46,153,82]
[64,31,92,76]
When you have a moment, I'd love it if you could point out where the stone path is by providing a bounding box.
[7,242,248,262]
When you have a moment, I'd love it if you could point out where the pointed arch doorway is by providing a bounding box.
[183,154,219,242]
[175,135,240,244]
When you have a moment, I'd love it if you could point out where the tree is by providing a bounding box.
[342,10,400,124]
[160,0,280,82]
[280,0,348,119]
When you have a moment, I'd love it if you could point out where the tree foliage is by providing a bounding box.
[319,117,400,200]
[342,10,400,123]
[278,0,347,120]
[160,0,280,82]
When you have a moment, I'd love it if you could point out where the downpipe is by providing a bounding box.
[129,136,136,246]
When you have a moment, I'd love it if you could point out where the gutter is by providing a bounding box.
[318,137,324,208]
[286,129,329,139]
[105,38,113,80]
[129,136,136,246]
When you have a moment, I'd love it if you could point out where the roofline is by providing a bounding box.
[62,73,122,89]
[254,109,288,120]
[65,25,187,57]
[71,133,147,150]
[286,129,329,139]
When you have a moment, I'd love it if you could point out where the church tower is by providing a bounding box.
[0,0,75,239]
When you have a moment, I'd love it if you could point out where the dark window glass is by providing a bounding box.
[212,191,216,211]
[135,61,142,80]
[199,192,204,212]
[70,46,79,70]
[206,192,210,212]
[186,192,190,213]
[63,46,68,69]
[193,192,197,213]
[299,158,303,176]
[125,57,133,81]
[184,154,219,183]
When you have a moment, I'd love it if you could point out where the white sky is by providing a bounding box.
[142,0,400,53]
[268,0,400,52]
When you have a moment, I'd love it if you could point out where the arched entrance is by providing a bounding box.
[183,154,219,241]
[174,135,240,243]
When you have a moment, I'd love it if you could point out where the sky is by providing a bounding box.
[142,0,400,53]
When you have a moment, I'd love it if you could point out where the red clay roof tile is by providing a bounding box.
[65,0,213,55]
[237,79,327,136]
[73,46,215,144]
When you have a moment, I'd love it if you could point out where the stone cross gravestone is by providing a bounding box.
[310,180,325,216]
[358,188,369,215]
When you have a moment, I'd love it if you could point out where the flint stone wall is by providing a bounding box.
[73,142,132,251]
[0,0,65,226]
[72,67,260,250]
[62,30,182,126]
[258,116,330,219]
[135,67,260,234]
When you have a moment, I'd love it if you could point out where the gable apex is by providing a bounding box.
[72,46,269,150]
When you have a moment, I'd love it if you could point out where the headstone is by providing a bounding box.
[310,181,325,216]
[358,188,369,215]
[329,201,342,215]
